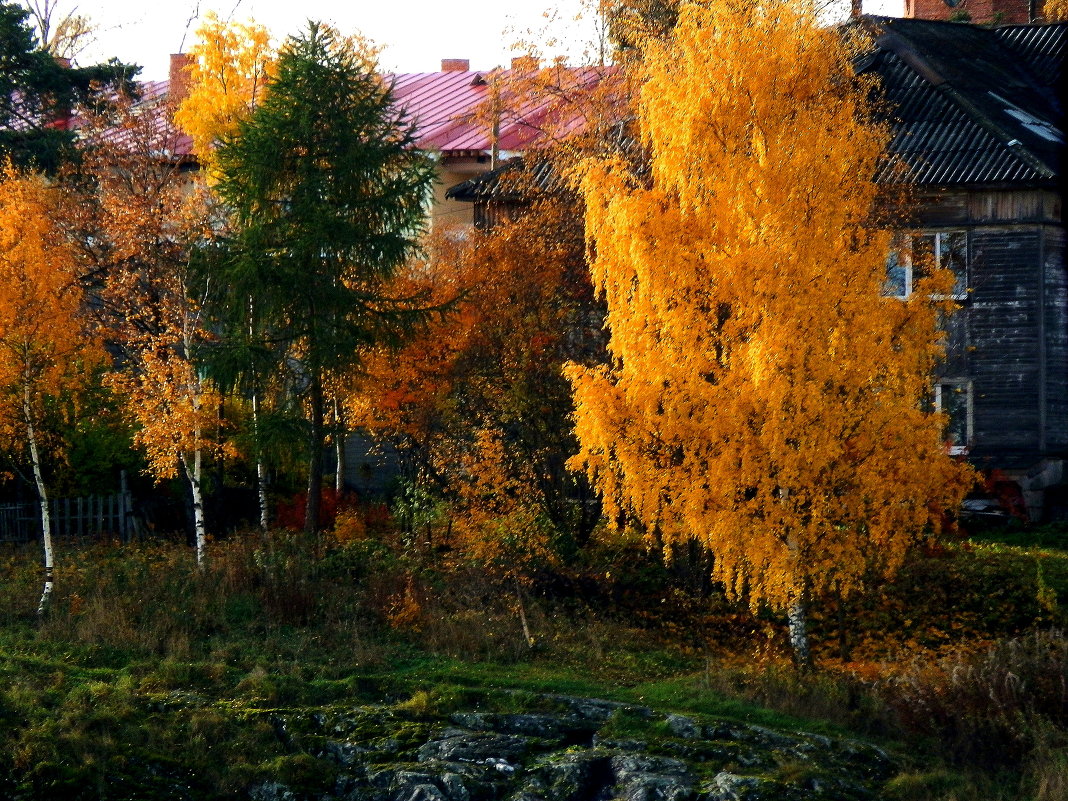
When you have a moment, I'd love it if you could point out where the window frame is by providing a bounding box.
[885,229,969,301]
[934,378,973,456]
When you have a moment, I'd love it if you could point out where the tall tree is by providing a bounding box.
[0,162,97,615]
[568,0,973,666]
[66,99,225,566]
[215,22,435,533]
[0,1,135,172]
[175,13,280,528]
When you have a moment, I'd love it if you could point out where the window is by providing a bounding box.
[935,379,972,455]
[885,230,968,300]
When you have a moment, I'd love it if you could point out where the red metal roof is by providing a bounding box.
[390,66,607,153]
[123,65,608,160]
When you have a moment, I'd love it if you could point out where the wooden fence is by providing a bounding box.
[0,491,138,544]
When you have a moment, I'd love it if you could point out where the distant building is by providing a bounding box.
[858,17,1065,518]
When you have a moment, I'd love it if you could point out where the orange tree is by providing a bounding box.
[351,196,604,556]
[65,98,227,567]
[567,0,973,666]
[0,163,98,614]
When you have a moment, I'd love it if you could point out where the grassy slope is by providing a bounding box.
[0,522,1065,799]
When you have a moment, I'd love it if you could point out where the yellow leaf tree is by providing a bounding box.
[0,163,97,615]
[568,0,973,665]
[70,99,227,567]
[173,12,276,180]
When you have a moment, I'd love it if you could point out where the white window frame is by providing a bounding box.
[934,378,973,456]
[886,230,969,301]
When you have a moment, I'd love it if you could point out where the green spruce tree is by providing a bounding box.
[215,22,435,533]
[0,1,136,172]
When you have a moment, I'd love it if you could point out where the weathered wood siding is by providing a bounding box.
[912,188,1060,226]
[916,188,1065,471]
[1043,225,1068,454]
[968,226,1043,466]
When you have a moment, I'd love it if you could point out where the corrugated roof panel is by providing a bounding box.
[859,23,1061,187]
[994,24,1065,89]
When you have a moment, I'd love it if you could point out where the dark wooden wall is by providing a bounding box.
[917,188,1065,471]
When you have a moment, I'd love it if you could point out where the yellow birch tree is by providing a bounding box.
[0,163,97,615]
[568,0,973,665]
[173,12,276,181]
[70,99,227,567]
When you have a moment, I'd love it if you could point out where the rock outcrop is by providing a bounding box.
[247,693,893,801]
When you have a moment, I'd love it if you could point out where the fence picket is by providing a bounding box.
[0,491,138,542]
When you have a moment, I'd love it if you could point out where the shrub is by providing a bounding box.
[880,630,1068,768]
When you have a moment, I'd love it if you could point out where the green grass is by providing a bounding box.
[1,524,1066,800]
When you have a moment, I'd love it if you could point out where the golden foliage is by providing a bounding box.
[68,100,231,485]
[108,350,226,481]
[0,162,96,446]
[1044,0,1068,20]
[569,0,973,612]
[174,12,276,179]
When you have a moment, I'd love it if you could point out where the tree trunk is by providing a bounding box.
[515,577,534,648]
[784,529,812,670]
[25,384,53,619]
[252,389,269,530]
[837,589,852,662]
[181,447,207,568]
[787,595,812,671]
[334,397,345,494]
[305,370,324,534]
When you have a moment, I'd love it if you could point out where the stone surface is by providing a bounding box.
[138,692,898,801]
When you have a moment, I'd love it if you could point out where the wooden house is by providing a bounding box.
[859,17,1065,518]
[448,18,1067,519]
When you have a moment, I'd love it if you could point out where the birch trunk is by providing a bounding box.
[25,384,53,618]
[252,389,269,530]
[787,595,812,671]
[785,526,811,670]
[181,446,207,568]
[334,397,345,494]
[305,370,324,534]
[249,298,269,531]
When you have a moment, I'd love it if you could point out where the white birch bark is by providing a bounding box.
[25,382,53,617]
[248,297,269,530]
[181,446,206,568]
[785,524,811,669]
[252,389,268,530]
[333,397,345,494]
[787,596,811,670]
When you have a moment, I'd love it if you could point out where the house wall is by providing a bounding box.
[1043,225,1068,454]
[915,188,1066,516]
[430,155,491,229]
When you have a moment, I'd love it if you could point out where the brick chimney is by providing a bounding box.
[441,58,470,72]
[169,53,194,106]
